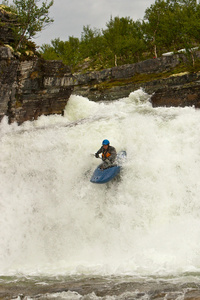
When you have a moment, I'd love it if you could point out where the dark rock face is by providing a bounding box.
[0,6,17,44]
[0,8,75,124]
[0,47,73,124]
[74,55,181,90]
[0,47,19,122]
[111,55,183,78]
[1,41,200,125]
[73,54,200,108]
[1,4,200,124]
[150,73,200,108]
[72,53,199,103]
[73,54,184,87]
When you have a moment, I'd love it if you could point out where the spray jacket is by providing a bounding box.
[96,145,117,163]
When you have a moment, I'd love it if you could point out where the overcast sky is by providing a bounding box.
[15,0,156,46]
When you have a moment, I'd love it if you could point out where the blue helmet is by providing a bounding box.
[102,139,110,145]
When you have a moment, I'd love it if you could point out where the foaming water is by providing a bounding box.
[1,90,200,277]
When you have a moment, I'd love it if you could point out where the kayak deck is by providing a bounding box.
[90,151,126,184]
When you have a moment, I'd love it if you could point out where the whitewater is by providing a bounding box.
[1,89,200,298]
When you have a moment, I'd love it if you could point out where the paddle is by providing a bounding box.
[90,154,101,159]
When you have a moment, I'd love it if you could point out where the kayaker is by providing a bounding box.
[95,139,117,169]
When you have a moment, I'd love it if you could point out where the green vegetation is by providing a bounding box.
[39,0,200,72]
[13,0,54,50]
[1,0,200,72]
[1,0,54,52]
[40,17,147,71]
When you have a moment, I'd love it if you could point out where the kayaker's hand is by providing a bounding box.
[95,153,99,158]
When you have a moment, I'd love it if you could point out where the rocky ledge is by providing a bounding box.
[0,47,73,124]
[72,52,200,108]
[1,45,200,124]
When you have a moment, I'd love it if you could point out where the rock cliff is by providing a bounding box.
[0,46,73,124]
[1,3,200,124]
[73,54,183,100]
[0,5,17,45]
[1,43,200,124]
[73,52,200,108]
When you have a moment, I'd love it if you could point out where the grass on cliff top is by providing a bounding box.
[94,61,200,90]
[0,4,16,15]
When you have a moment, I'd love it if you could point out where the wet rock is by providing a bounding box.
[1,276,200,300]
[150,73,200,108]
[0,5,17,44]
[184,290,200,300]
[1,41,200,124]
[0,47,74,124]
[73,53,200,106]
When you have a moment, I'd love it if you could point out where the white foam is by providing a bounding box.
[1,90,200,276]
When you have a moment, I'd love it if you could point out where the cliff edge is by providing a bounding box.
[1,4,200,124]
[0,47,73,124]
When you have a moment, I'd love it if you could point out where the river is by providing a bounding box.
[1,90,200,299]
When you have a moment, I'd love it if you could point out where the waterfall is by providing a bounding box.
[1,90,200,277]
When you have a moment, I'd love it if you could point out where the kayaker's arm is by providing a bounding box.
[95,146,103,158]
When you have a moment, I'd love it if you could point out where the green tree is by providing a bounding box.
[79,25,107,68]
[103,16,146,66]
[143,0,170,57]
[40,37,81,67]
[52,37,80,66]
[144,0,200,57]
[40,43,60,60]
[40,0,200,71]
[80,25,104,58]
[12,0,54,49]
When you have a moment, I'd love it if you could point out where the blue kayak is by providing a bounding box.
[90,151,126,184]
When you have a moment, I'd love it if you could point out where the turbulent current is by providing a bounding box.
[1,90,200,299]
